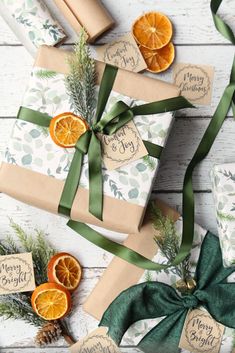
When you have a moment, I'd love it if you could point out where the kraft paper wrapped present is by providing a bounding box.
[0,45,180,234]
[53,0,115,42]
[211,163,235,267]
[84,199,235,353]
[0,0,66,57]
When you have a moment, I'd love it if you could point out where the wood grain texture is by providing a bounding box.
[0,0,234,45]
[0,45,234,117]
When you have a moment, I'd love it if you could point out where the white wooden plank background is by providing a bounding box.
[0,0,234,352]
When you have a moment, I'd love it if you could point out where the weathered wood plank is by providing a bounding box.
[0,45,234,118]
[0,0,234,45]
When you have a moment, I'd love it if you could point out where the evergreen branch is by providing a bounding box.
[0,294,45,327]
[65,29,96,125]
[151,203,191,281]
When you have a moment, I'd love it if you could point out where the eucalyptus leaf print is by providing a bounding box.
[211,164,235,267]
[1,0,66,49]
[4,65,174,210]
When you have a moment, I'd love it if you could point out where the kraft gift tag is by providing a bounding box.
[179,309,224,353]
[0,253,35,295]
[99,121,148,170]
[96,33,147,72]
[173,63,214,105]
[70,327,121,353]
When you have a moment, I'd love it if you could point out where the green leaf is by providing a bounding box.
[136,163,147,172]
[29,129,41,138]
[128,188,139,199]
[21,154,32,165]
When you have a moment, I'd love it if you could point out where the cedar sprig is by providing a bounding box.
[151,203,191,281]
[8,220,56,284]
[65,29,96,125]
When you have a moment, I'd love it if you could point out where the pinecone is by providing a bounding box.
[35,321,62,346]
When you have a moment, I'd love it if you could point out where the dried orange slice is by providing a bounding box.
[48,252,82,292]
[132,12,173,50]
[49,112,89,148]
[139,42,175,73]
[31,283,72,321]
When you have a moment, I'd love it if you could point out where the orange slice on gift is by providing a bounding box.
[132,12,173,50]
[31,283,72,321]
[48,252,82,292]
[49,112,89,148]
[139,42,175,73]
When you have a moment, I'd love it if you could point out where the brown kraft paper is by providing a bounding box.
[53,0,115,42]
[0,46,180,234]
[83,199,180,320]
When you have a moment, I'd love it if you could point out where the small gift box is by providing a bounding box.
[0,45,183,234]
[0,0,66,57]
[211,163,235,267]
[53,0,115,42]
[84,199,235,353]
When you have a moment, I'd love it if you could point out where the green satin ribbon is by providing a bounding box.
[67,0,235,271]
[211,0,235,116]
[18,65,193,220]
[99,232,235,353]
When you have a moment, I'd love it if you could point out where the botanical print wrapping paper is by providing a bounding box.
[211,164,235,267]
[0,0,66,54]
[121,217,235,353]
[3,67,174,208]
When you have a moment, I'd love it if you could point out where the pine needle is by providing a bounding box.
[151,203,191,280]
[35,69,58,80]
[65,29,96,125]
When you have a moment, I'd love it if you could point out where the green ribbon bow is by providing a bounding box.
[18,65,193,221]
[99,232,235,353]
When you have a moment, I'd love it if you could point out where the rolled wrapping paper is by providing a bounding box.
[53,0,115,42]
[0,0,66,56]
[0,45,180,234]
[83,199,235,352]
[211,163,235,267]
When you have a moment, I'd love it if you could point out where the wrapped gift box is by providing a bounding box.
[0,45,179,234]
[84,199,235,352]
[0,0,66,57]
[211,163,235,267]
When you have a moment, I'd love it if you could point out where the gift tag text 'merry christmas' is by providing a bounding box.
[0,252,35,295]
[99,121,148,170]
[179,309,225,353]
[173,63,214,105]
[70,327,121,353]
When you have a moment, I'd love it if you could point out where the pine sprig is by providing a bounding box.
[151,203,191,281]
[8,220,56,284]
[0,295,44,327]
[65,29,96,125]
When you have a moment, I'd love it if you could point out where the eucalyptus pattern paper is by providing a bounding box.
[211,164,235,267]
[121,217,235,353]
[0,0,66,56]
[3,67,174,208]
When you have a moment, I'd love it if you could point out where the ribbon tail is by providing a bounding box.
[138,310,187,353]
[88,132,103,220]
[58,149,84,216]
